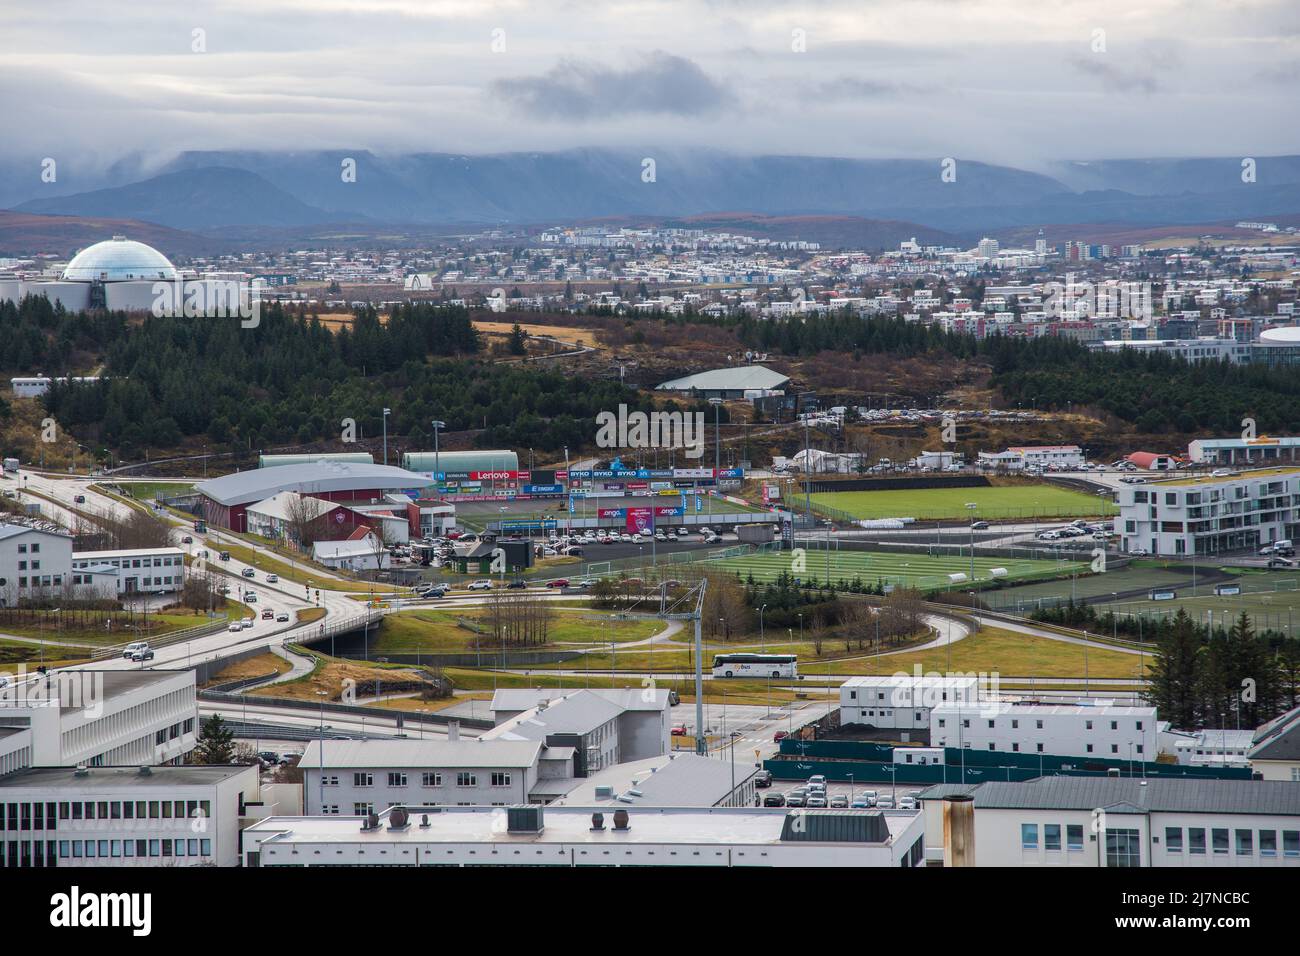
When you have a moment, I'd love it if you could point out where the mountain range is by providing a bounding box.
[4,149,1300,246]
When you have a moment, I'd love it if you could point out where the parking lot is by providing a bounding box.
[758,776,927,810]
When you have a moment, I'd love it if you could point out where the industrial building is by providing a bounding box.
[258,452,374,468]
[69,547,187,597]
[0,670,198,771]
[921,777,1300,867]
[243,804,926,868]
[655,365,790,399]
[1116,466,1300,556]
[0,237,255,316]
[0,764,260,868]
[194,461,432,533]
[929,702,1162,761]
[1188,435,1300,466]
[840,675,984,735]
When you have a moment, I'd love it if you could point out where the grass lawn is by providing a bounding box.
[1109,570,1300,636]
[371,608,663,654]
[112,481,196,501]
[798,626,1144,679]
[252,650,441,702]
[808,483,1116,521]
[205,652,292,686]
[982,565,1195,611]
[0,605,238,646]
[709,549,1085,591]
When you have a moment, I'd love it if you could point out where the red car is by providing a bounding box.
[773,730,789,742]
[671,725,688,736]
[545,578,570,589]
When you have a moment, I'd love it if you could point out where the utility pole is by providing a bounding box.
[382,408,391,466]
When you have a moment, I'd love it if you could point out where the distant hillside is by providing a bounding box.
[5,149,1300,235]
[0,211,229,259]
[13,167,342,230]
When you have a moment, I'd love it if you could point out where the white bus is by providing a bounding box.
[712,653,798,679]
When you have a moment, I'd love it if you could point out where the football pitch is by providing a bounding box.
[806,483,1116,521]
[708,548,1085,590]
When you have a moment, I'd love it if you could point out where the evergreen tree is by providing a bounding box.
[193,714,235,764]
[1144,608,1200,728]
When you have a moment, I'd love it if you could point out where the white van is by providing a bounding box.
[123,641,150,659]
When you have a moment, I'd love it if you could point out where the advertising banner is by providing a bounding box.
[626,507,653,534]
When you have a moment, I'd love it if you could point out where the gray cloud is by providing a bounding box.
[1069,56,1160,94]
[492,52,735,119]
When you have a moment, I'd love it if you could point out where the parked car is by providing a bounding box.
[829,795,849,809]
[466,580,493,591]
[805,795,828,808]
[122,641,151,659]
[754,770,773,788]
[670,724,688,736]
[575,578,598,588]
[181,535,193,544]
[899,796,919,810]
[875,795,896,810]
[257,751,280,766]
[762,793,787,807]
[784,793,806,808]
[807,774,827,787]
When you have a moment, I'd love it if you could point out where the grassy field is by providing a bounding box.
[808,483,1116,521]
[112,481,196,501]
[708,548,1085,590]
[798,626,1144,680]
[982,565,1197,612]
[1108,569,1300,637]
[0,605,238,646]
[371,608,663,654]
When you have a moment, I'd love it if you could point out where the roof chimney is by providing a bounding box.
[942,794,975,867]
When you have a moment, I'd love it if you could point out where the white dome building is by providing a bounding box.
[61,236,178,282]
[1,236,252,319]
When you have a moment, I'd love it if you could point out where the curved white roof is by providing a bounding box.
[62,236,177,282]
[197,461,432,507]
[1260,326,1300,345]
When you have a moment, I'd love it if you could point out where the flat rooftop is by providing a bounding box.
[0,765,252,790]
[247,806,917,847]
[0,669,193,715]
[1151,466,1300,488]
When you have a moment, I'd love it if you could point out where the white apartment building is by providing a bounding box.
[1116,466,1300,556]
[70,546,187,596]
[0,670,197,770]
[244,804,926,868]
[1006,445,1084,469]
[930,702,1160,761]
[0,524,76,604]
[0,764,259,868]
[840,675,983,733]
[299,738,556,815]
[925,777,1300,867]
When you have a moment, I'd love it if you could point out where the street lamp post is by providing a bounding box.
[430,420,445,488]
[382,408,391,466]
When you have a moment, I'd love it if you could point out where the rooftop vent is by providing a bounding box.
[137,766,152,776]
[506,805,544,834]
[388,807,410,830]
[612,809,630,831]
[419,814,431,828]
[73,765,89,778]
[361,812,380,832]
[594,785,614,799]
[590,812,605,831]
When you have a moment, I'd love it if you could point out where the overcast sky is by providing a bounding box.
[3,0,1298,174]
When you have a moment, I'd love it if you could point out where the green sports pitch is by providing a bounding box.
[708,549,1086,591]
[805,484,1116,521]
